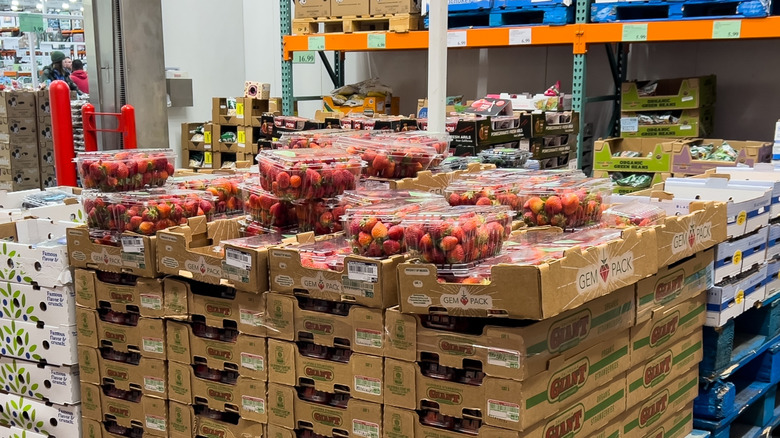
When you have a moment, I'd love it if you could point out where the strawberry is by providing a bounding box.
[383,239,401,255]
[448,193,461,206]
[361,217,378,233]
[562,193,580,216]
[476,197,492,206]
[446,245,465,264]
[276,172,291,189]
[358,232,373,248]
[138,221,155,235]
[371,222,388,240]
[527,197,545,215]
[544,196,563,215]
[440,236,459,251]
[387,225,404,241]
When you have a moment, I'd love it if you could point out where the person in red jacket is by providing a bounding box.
[70,59,89,94]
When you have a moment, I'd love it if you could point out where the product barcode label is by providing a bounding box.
[488,400,520,422]
[342,277,375,298]
[146,415,167,431]
[354,376,382,395]
[348,261,379,283]
[355,329,382,348]
[242,395,265,414]
[140,294,162,310]
[144,376,165,393]
[353,420,380,438]
[142,337,164,354]
[487,348,521,369]
[225,248,252,270]
[241,352,265,371]
[121,252,147,269]
[620,117,639,133]
[121,236,144,253]
[239,309,264,328]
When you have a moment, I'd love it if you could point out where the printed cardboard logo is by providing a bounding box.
[650,312,679,347]
[2,396,49,434]
[109,290,134,303]
[548,358,589,402]
[200,424,228,437]
[0,243,31,284]
[544,403,585,438]
[654,270,684,304]
[577,249,634,293]
[438,339,475,356]
[644,426,665,438]
[207,345,233,361]
[548,309,592,353]
[107,402,131,418]
[305,365,334,381]
[205,301,233,318]
[0,283,37,322]
[639,390,669,428]
[440,287,493,310]
[301,271,342,294]
[643,350,673,387]
[0,360,43,399]
[313,409,343,427]
[208,387,233,402]
[105,367,129,382]
[303,319,333,335]
[427,386,462,405]
[185,256,222,279]
[103,329,126,344]
[672,222,712,254]
[91,248,122,267]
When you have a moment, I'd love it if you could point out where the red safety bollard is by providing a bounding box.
[50,80,77,187]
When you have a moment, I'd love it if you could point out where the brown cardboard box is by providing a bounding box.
[80,381,103,421]
[67,226,159,278]
[163,277,268,337]
[168,401,265,438]
[383,404,520,438]
[626,330,702,408]
[331,0,370,15]
[0,90,36,118]
[265,291,386,356]
[636,249,713,324]
[76,307,166,360]
[212,97,244,126]
[8,143,38,166]
[81,417,105,438]
[167,361,268,423]
[386,286,635,380]
[370,0,419,14]
[239,125,261,154]
[81,381,169,437]
[243,98,270,127]
[398,227,655,320]
[268,234,405,308]
[181,122,212,152]
[78,345,168,399]
[619,368,699,436]
[0,117,38,143]
[368,163,494,194]
[157,216,270,293]
[294,0,330,18]
[165,320,268,381]
[74,268,166,318]
[627,401,694,438]
[267,338,384,404]
[385,331,629,430]
[36,89,51,120]
[630,292,705,367]
[268,382,383,436]
[213,123,250,153]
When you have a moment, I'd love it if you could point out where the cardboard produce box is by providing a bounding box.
[165,320,268,381]
[397,227,655,320]
[181,122,212,152]
[0,317,76,365]
[384,331,630,430]
[527,133,577,160]
[264,291,386,356]
[168,400,265,438]
[0,90,36,118]
[212,97,244,126]
[35,89,50,120]
[386,288,633,378]
[620,107,714,138]
[0,391,81,436]
[769,223,780,260]
[521,111,579,137]
[238,125,262,154]
[593,137,674,173]
[620,369,698,435]
[294,0,330,18]
[368,162,495,194]
[707,264,767,327]
[78,345,168,399]
[713,226,768,284]
[76,307,166,360]
[0,218,72,288]
[0,117,38,144]
[267,338,384,404]
[157,217,271,293]
[630,292,705,367]
[0,356,79,405]
[331,0,370,15]
[621,75,716,111]
[767,259,780,302]
[214,124,254,153]
[711,164,780,220]
[267,382,383,436]
[323,95,398,116]
[242,97,270,127]
[67,226,158,278]
[448,115,528,152]
[80,381,168,437]
[167,361,267,423]
[626,401,694,438]
[635,248,714,324]
[0,281,75,327]
[671,139,771,175]
[371,0,420,14]
[163,277,268,337]
[74,268,165,318]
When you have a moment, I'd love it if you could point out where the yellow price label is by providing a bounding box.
[237,130,246,145]
[204,151,212,166]
[733,250,742,265]
[737,210,747,226]
[236,102,244,118]
[735,290,744,304]
[204,131,212,145]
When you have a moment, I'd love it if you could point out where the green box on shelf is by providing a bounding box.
[620,107,714,138]
[593,137,674,173]
[621,75,716,111]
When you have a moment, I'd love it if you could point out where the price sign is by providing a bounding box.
[712,20,741,39]
[367,33,386,49]
[203,130,212,144]
[293,51,316,64]
[447,31,467,48]
[237,130,246,145]
[18,14,44,33]
[307,36,326,51]
[508,28,532,45]
[622,24,648,42]
[620,117,639,133]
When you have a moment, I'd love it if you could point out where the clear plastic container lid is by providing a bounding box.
[517,178,612,228]
[75,149,175,192]
[23,189,78,208]
[435,156,481,172]
[602,201,667,227]
[478,148,531,168]
[274,129,350,149]
[335,137,440,179]
[298,237,353,271]
[293,198,352,235]
[445,179,525,210]
[221,234,283,250]
[171,174,244,216]
[240,182,297,230]
[111,189,216,235]
[376,132,452,155]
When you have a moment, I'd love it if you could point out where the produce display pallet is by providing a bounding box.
[694,378,780,438]
[449,0,493,12]
[445,4,574,27]
[292,13,421,35]
[591,0,771,23]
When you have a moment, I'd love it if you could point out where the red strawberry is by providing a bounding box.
[544,196,563,215]
[476,197,492,206]
[387,225,404,241]
[276,172,291,189]
[446,245,465,264]
[448,193,461,206]
[383,239,401,255]
[440,236,459,251]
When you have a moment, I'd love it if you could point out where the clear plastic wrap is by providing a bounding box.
[273,129,349,149]
[297,236,353,272]
[601,201,667,227]
[337,136,440,179]
[75,149,175,191]
[518,178,612,228]
[477,147,531,168]
[240,183,296,230]
[21,190,78,208]
[445,179,525,210]
[294,198,352,235]
[111,189,216,235]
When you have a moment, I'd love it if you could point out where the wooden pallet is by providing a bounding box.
[293,13,420,35]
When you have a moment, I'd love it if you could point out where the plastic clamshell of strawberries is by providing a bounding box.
[82,190,117,231]
[221,233,283,250]
[170,173,245,217]
[335,136,440,179]
[373,131,452,155]
[274,128,352,149]
[517,177,613,228]
[255,148,365,200]
[444,178,526,210]
[402,204,515,266]
[110,189,217,236]
[75,148,176,192]
[297,236,353,272]
[601,201,667,227]
[240,181,298,229]
[237,218,290,238]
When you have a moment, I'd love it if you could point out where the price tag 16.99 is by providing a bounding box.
[293,51,316,64]
[447,31,468,48]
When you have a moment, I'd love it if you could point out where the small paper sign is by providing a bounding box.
[308,36,326,51]
[293,51,316,64]
[447,31,467,48]
[509,28,532,45]
[367,33,386,49]
[712,20,741,39]
[622,24,648,42]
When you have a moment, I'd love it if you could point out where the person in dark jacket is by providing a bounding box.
[41,51,77,91]
[70,59,88,94]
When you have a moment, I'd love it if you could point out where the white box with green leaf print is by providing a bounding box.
[0,219,73,289]
[0,282,75,328]
[0,425,47,438]
[0,392,80,437]
[0,319,77,366]
[0,358,79,405]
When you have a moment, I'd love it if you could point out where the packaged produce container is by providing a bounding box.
[294,198,352,235]
[337,137,439,179]
[477,147,531,168]
[75,149,175,191]
[518,178,612,228]
[274,129,348,149]
[256,148,364,200]
[112,189,216,235]
[170,173,244,217]
[82,191,115,231]
[444,178,524,210]
[297,236,353,272]
[240,183,296,230]
[602,201,667,227]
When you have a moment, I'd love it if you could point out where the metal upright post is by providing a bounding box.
[572,0,589,170]
[427,0,448,134]
[280,0,294,116]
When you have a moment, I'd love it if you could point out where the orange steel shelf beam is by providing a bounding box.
[283,16,780,58]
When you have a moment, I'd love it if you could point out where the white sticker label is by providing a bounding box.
[487,348,521,369]
[488,399,520,422]
[355,329,382,348]
[620,117,639,133]
[447,31,467,48]
[225,248,252,270]
[240,309,264,328]
[354,375,382,395]
[140,294,162,310]
[353,419,380,438]
[145,415,166,431]
[241,352,265,371]
[144,376,165,393]
[120,236,144,253]
[681,96,694,102]
[348,261,379,283]
[508,28,532,45]
[680,124,692,130]
[142,337,164,354]
[242,395,265,414]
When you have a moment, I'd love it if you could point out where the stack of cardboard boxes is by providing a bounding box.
[294,0,420,21]
[35,90,55,188]
[0,91,41,191]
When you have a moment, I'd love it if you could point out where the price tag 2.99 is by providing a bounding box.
[447,31,468,48]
